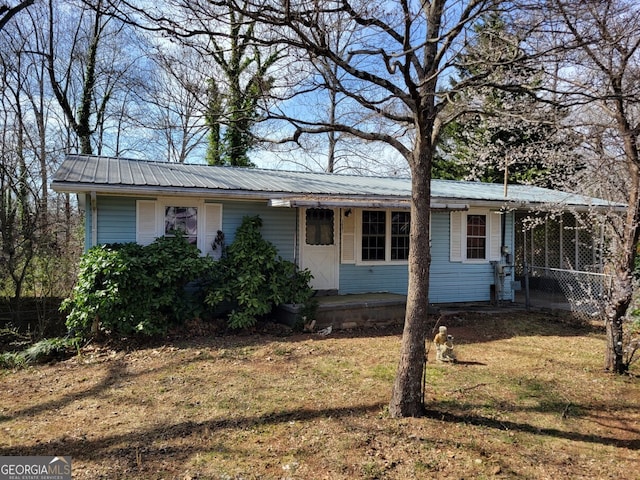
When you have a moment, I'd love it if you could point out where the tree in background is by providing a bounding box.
[0,0,33,31]
[203,5,279,167]
[434,13,582,188]
[145,47,210,163]
[45,0,149,156]
[107,0,281,167]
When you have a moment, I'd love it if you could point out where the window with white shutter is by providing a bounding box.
[450,209,502,263]
[203,203,223,259]
[136,198,223,257]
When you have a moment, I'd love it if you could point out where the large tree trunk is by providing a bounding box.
[389,145,432,417]
[604,109,640,374]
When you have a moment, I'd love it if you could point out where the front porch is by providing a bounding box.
[276,293,407,330]
[275,290,573,331]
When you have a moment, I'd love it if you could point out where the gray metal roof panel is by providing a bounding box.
[51,154,623,209]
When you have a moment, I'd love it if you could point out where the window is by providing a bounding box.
[391,211,410,260]
[165,206,198,244]
[450,210,501,263]
[306,208,334,245]
[466,214,486,259]
[137,199,222,256]
[362,210,387,261]
[356,210,410,263]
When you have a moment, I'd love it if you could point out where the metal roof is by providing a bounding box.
[52,154,623,210]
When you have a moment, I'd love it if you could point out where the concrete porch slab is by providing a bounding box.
[274,288,575,332]
[275,293,408,330]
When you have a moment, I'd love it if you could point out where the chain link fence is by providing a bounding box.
[515,211,611,320]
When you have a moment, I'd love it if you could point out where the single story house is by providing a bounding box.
[51,154,622,306]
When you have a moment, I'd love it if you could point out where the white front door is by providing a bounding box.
[300,208,339,291]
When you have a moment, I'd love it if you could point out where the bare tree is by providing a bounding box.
[145,47,210,163]
[103,0,283,166]
[0,0,33,31]
[46,0,144,155]
[0,14,43,305]
[201,0,527,417]
[528,0,640,373]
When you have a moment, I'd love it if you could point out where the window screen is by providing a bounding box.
[466,214,486,259]
[362,210,386,261]
[306,208,334,245]
[391,211,410,260]
[165,206,198,244]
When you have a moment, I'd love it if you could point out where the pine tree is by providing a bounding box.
[435,13,582,187]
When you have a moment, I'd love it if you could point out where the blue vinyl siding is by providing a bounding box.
[429,211,514,303]
[337,211,514,302]
[90,195,514,303]
[91,196,297,261]
[339,263,409,295]
[221,201,297,261]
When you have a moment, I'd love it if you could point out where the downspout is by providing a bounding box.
[501,209,506,252]
[294,207,299,265]
[91,191,97,247]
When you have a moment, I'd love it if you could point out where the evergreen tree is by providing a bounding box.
[435,13,582,187]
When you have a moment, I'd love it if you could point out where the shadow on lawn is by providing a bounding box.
[0,354,209,423]
[423,407,640,450]
[164,311,599,351]
[2,396,637,466]
[0,402,388,462]
[1,399,637,476]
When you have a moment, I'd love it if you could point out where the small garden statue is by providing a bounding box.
[434,326,456,363]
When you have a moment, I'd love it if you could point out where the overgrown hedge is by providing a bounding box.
[62,234,212,338]
[61,216,314,339]
[203,215,314,329]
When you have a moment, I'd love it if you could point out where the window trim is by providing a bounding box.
[450,208,501,263]
[355,208,411,265]
[466,213,487,260]
[136,197,223,257]
[305,208,335,246]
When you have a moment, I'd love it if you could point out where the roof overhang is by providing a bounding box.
[268,197,469,211]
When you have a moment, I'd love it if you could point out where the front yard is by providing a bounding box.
[0,311,638,479]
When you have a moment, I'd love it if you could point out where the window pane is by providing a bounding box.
[165,206,198,244]
[362,210,386,261]
[467,215,486,236]
[391,211,410,260]
[466,214,486,259]
[306,208,334,245]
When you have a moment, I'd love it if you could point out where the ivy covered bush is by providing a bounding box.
[204,215,314,329]
[62,235,213,338]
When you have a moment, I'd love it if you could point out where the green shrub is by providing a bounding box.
[0,352,26,369]
[22,337,79,364]
[205,215,314,329]
[0,337,79,369]
[62,235,214,338]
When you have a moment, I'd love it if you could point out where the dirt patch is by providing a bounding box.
[0,311,638,479]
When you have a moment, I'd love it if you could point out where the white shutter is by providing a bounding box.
[341,210,356,263]
[489,211,503,261]
[450,211,463,262]
[203,203,223,258]
[136,200,158,246]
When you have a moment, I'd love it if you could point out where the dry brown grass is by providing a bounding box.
[0,311,638,479]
